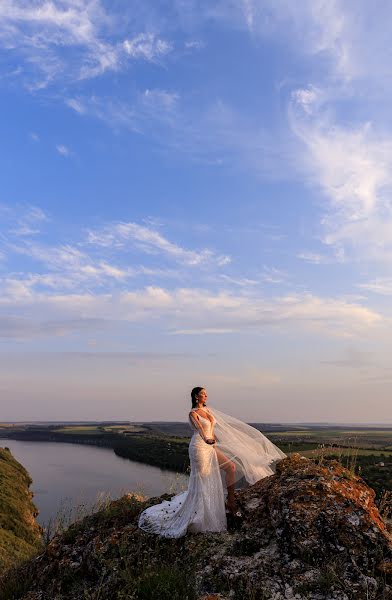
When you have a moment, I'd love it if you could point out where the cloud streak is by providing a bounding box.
[85,220,231,267]
[0,0,173,87]
[0,283,382,341]
[289,87,392,264]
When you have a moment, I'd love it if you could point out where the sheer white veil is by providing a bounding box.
[207,406,287,488]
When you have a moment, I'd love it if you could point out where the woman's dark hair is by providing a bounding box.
[191,387,205,408]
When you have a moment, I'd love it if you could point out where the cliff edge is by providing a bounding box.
[0,447,42,574]
[1,454,391,600]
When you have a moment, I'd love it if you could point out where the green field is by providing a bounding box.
[268,428,392,451]
[55,424,148,434]
[1,421,391,501]
[297,447,392,457]
[55,426,104,434]
[269,429,392,437]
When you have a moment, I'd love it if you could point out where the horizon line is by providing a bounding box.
[2,420,392,427]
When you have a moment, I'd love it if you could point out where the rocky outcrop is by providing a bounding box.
[202,454,392,599]
[1,454,391,600]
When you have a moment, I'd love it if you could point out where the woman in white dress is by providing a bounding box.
[138,387,286,538]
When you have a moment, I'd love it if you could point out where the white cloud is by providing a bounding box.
[297,252,327,265]
[4,239,135,292]
[204,1,391,84]
[0,207,234,300]
[86,220,231,267]
[358,279,392,296]
[142,88,179,112]
[216,255,231,266]
[184,40,205,50]
[0,285,383,340]
[283,0,392,84]
[63,92,291,176]
[2,203,49,237]
[0,1,173,87]
[123,33,172,61]
[0,0,110,84]
[219,275,258,287]
[63,88,183,139]
[296,250,344,265]
[262,266,287,284]
[65,98,85,114]
[291,86,323,116]
[289,90,392,263]
[0,211,385,342]
[56,143,70,156]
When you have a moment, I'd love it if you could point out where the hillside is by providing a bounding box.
[0,447,42,573]
[1,454,391,600]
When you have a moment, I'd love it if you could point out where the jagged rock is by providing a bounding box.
[1,455,391,599]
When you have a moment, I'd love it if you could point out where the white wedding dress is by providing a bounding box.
[138,405,286,538]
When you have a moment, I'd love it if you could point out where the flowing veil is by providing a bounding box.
[137,404,287,538]
[208,406,287,487]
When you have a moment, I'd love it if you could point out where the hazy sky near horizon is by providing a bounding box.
[1,1,392,423]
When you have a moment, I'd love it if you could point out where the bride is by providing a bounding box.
[138,386,286,538]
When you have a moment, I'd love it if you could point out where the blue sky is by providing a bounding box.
[1,1,392,423]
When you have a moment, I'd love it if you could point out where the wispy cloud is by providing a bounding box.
[0,206,237,306]
[219,275,258,287]
[289,89,392,263]
[65,92,293,176]
[262,266,287,284]
[0,285,382,341]
[1,203,49,237]
[358,279,392,296]
[297,252,328,265]
[123,33,172,61]
[65,98,85,114]
[0,1,173,87]
[4,240,135,291]
[183,2,392,270]
[0,203,385,344]
[85,220,231,267]
[184,40,205,50]
[205,1,391,84]
[64,87,181,137]
[141,88,179,112]
[296,250,344,265]
[56,143,70,156]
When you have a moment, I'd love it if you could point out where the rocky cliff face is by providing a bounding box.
[1,454,391,600]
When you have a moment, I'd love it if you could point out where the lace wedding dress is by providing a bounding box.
[138,406,286,538]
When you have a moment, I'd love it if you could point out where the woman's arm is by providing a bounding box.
[189,412,215,444]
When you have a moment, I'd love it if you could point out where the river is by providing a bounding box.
[3,439,189,529]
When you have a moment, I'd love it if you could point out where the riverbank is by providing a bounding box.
[0,427,190,473]
[0,447,42,573]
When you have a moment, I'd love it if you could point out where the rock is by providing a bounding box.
[1,455,391,599]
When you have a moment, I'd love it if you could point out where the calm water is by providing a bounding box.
[3,439,189,528]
